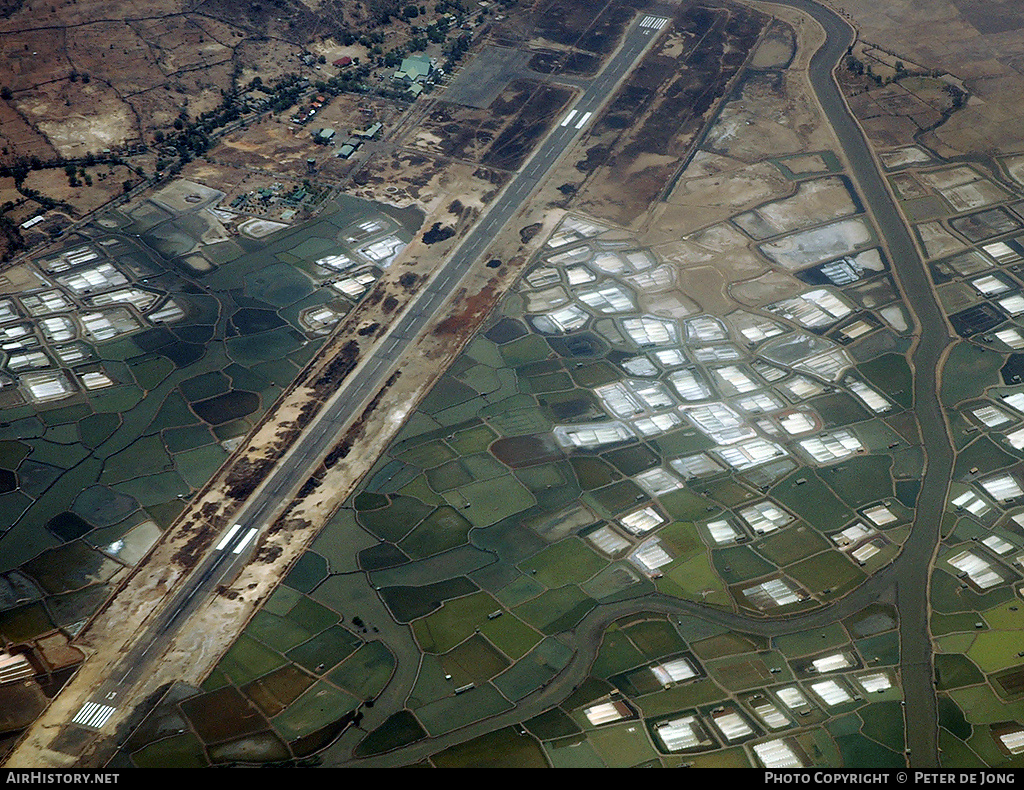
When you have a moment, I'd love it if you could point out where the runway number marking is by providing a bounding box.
[232,527,258,554]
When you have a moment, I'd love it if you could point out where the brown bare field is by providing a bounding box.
[348,148,508,216]
[0,103,56,162]
[20,163,137,216]
[838,56,961,152]
[0,0,458,161]
[410,79,574,170]
[209,92,402,182]
[835,0,1024,156]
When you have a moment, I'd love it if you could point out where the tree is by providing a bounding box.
[0,86,10,101]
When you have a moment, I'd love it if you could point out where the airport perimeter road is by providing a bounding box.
[43,11,675,761]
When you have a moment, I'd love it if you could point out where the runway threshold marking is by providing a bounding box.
[72,702,116,730]
[560,109,578,127]
[640,16,668,30]
[574,111,593,129]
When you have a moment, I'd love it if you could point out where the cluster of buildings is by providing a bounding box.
[392,54,438,98]
[298,217,409,333]
[291,93,331,127]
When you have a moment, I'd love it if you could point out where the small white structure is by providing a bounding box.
[651,658,697,685]
[980,473,1024,502]
[857,672,892,693]
[619,507,665,536]
[586,526,631,557]
[750,698,789,730]
[754,739,804,768]
[863,503,898,526]
[951,490,991,517]
[634,468,683,496]
[982,535,1014,555]
[743,577,804,608]
[999,728,1024,755]
[584,701,629,726]
[832,523,876,547]
[669,454,722,478]
[812,653,852,673]
[948,550,1003,589]
[711,710,753,742]
[656,715,711,751]
[715,439,787,470]
[738,501,793,534]
[706,519,741,545]
[775,686,811,712]
[810,679,852,706]
[799,430,863,464]
[630,538,674,573]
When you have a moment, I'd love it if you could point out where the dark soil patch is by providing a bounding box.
[482,82,574,171]
[528,50,562,74]
[379,577,479,622]
[192,390,259,425]
[354,710,427,757]
[491,433,564,468]
[231,308,286,335]
[485,318,528,344]
[422,223,456,245]
[358,543,411,571]
[520,223,541,244]
[180,685,270,744]
[173,324,215,345]
[132,327,176,353]
[161,341,205,368]
[546,332,607,358]
[45,511,92,542]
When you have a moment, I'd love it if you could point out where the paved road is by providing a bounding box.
[52,10,672,759]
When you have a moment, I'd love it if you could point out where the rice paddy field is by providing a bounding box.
[0,191,419,725]
[384,610,909,768]
[18,31,1024,763]
[131,179,943,765]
